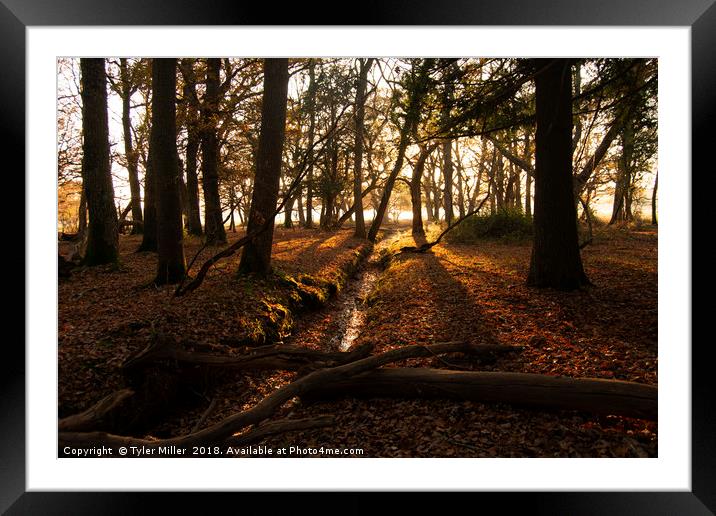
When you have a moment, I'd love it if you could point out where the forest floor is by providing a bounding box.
[58,227,372,417]
[58,222,658,458]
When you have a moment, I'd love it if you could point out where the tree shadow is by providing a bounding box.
[364,234,501,358]
[272,229,365,278]
[417,250,502,348]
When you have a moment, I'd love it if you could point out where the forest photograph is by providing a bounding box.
[57,57,659,459]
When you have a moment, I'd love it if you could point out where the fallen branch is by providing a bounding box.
[303,368,657,420]
[192,398,219,433]
[225,416,334,448]
[58,389,135,432]
[397,193,490,255]
[117,202,132,226]
[122,334,375,373]
[59,341,480,451]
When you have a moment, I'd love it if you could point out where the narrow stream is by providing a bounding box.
[331,260,381,351]
[286,227,404,353]
[329,228,402,351]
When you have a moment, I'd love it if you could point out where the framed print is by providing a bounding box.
[4,0,714,513]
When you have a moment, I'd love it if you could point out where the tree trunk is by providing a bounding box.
[455,142,466,219]
[505,161,514,208]
[283,190,294,228]
[527,59,590,290]
[180,58,203,236]
[467,150,482,213]
[572,62,583,151]
[411,144,438,235]
[610,118,635,225]
[321,128,340,230]
[440,60,456,225]
[297,190,306,226]
[423,170,434,223]
[137,149,158,252]
[239,58,289,275]
[429,154,441,222]
[610,165,626,225]
[353,58,373,239]
[201,58,227,245]
[509,135,522,210]
[119,58,143,234]
[442,138,454,225]
[151,59,186,285]
[79,58,118,266]
[524,132,532,217]
[304,60,317,229]
[77,187,87,237]
[178,159,189,227]
[651,171,658,225]
[495,154,505,211]
[305,171,314,228]
[489,148,498,215]
[304,368,657,421]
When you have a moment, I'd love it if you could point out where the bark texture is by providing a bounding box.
[352,58,373,239]
[179,59,204,236]
[79,58,119,265]
[119,58,143,234]
[151,58,186,285]
[239,58,289,275]
[527,59,590,290]
[304,368,657,420]
[201,58,227,245]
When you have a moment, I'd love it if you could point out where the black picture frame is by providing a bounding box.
[4,1,713,513]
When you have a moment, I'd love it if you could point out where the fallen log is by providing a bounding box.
[58,389,135,432]
[122,335,376,373]
[122,335,520,373]
[303,368,657,420]
[60,341,520,438]
[59,341,480,451]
